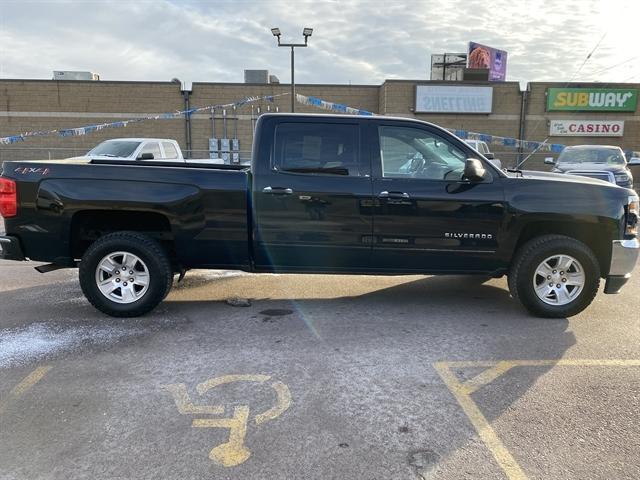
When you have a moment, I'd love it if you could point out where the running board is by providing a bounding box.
[34,263,67,274]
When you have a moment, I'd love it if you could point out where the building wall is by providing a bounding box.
[1,79,639,171]
[526,81,640,148]
[0,80,185,161]
[188,83,379,159]
[380,80,522,136]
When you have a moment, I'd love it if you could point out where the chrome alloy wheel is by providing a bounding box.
[533,254,585,306]
[95,251,150,304]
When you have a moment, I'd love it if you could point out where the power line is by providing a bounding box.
[569,32,607,82]
[516,32,609,169]
[584,55,639,79]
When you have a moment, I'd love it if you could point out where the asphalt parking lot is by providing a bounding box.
[1,255,639,479]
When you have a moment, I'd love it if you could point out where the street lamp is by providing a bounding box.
[271,27,313,112]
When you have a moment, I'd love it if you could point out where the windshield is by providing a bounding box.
[88,141,141,157]
[557,148,626,165]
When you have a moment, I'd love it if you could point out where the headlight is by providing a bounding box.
[627,195,639,237]
[615,173,631,184]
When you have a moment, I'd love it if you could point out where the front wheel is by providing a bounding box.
[79,231,173,317]
[508,235,601,318]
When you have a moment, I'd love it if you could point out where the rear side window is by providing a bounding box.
[139,142,162,159]
[274,123,362,176]
[162,142,179,159]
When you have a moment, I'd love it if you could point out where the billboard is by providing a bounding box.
[415,85,493,113]
[547,88,638,112]
[467,42,507,81]
[430,53,467,81]
[549,120,624,137]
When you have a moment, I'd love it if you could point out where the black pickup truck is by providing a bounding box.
[1,114,638,318]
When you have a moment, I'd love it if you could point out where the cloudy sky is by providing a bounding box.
[0,0,638,87]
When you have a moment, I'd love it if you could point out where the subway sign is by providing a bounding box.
[547,87,637,112]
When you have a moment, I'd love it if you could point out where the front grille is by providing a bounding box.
[566,170,616,184]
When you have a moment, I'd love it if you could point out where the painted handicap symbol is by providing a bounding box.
[163,374,291,467]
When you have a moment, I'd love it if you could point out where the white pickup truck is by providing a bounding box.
[84,138,184,161]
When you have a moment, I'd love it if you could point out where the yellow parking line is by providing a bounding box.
[461,361,514,395]
[434,362,528,480]
[436,359,640,480]
[0,366,52,415]
[445,359,640,368]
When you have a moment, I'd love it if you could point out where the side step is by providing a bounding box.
[35,263,68,274]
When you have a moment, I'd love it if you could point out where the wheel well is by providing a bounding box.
[515,222,611,276]
[70,210,174,260]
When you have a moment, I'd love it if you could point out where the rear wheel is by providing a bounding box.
[79,231,173,317]
[508,235,600,318]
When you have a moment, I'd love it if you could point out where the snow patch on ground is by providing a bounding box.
[0,323,143,369]
[196,270,251,279]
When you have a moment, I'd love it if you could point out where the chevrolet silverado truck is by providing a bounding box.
[0,113,638,318]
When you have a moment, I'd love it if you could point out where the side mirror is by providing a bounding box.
[488,158,502,169]
[544,157,555,165]
[628,157,640,166]
[137,152,154,160]
[463,158,486,182]
[484,152,495,160]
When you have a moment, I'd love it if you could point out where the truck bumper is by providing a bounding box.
[604,238,640,294]
[0,236,26,261]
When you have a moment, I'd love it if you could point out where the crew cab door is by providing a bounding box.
[369,122,506,272]
[252,118,373,271]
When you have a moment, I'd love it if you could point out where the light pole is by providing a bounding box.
[271,27,313,112]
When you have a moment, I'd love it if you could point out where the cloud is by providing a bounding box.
[1,0,639,85]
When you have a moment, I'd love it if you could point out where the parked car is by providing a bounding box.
[624,150,640,162]
[465,139,501,168]
[1,114,638,319]
[545,145,634,189]
[624,150,640,191]
[83,138,184,161]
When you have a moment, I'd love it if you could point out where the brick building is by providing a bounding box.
[1,78,639,170]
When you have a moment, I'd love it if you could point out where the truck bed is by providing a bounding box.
[1,159,252,269]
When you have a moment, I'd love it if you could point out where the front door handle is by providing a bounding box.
[378,191,410,199]
[263,186,293,195]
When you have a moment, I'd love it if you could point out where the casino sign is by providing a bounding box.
[549,120,624,137]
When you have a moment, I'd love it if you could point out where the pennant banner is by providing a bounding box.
[1,91,564,154]
[296,93,564,153]
[296,94,374,116]
[0,94,284,145]
[448,129,563,152]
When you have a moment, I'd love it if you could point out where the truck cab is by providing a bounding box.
[84,138,184,162]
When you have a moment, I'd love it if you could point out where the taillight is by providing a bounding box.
[0,178,17,218]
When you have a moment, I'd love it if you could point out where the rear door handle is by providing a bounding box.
[263,186,293,195]
[378,191,410,199]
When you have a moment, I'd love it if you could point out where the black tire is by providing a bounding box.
[79,231,173,317]
[508,235,600,318]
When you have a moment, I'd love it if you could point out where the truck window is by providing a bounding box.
[379,126,466,181]
[88,140,140,157]
[274,123,361,176]
[162,142,179,159]
[139,142,162,159]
